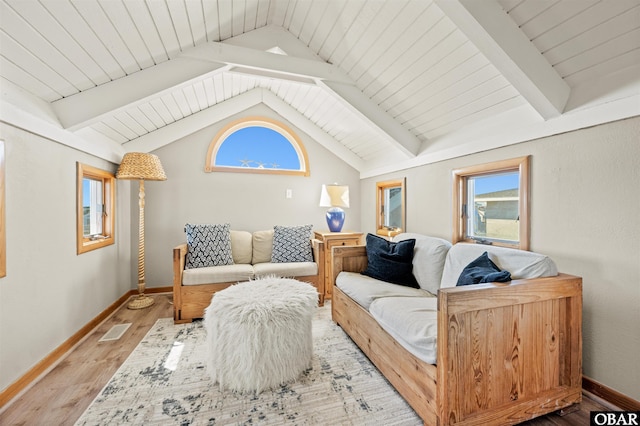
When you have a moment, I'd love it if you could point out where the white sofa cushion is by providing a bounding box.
[230,230,253,264]
[392,233,452,295]
[440,243,558,288]
[253,262,317,277]
[182,264,254,285]
[336,271,432,310]
[252,229,274,264]
[369,296,438,365]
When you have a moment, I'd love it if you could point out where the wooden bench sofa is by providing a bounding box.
[173,227,325,323]
[331,236,582,425]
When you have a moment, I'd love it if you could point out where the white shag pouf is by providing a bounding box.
[203,276,318,393]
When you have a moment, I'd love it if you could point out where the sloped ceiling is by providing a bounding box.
[1,0,639,177]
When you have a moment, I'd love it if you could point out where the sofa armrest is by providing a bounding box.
[331,245,368,286]
[311,238,326,297]
[436,273,583,423]
[173,243,187,307]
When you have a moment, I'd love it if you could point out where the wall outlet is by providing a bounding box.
[286,189,292,199]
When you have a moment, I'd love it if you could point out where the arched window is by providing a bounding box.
[206,117,310,176]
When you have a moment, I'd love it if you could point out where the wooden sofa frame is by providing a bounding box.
[331,245,582,426]
[173,238,325,323]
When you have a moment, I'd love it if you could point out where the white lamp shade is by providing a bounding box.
[319,184,349,208]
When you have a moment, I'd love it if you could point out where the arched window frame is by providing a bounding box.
[205,116,310,176]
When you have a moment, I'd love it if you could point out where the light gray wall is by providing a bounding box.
[0,123,133,392]
[141,104,361,288]
[360,116,640,400]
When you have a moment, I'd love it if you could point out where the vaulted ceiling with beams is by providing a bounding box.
[1,0,639,177]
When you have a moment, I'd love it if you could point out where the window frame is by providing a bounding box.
[76,163,115,254]
[0,140,5,277]
[205,116,310,176]
[376,178,406,238]
[452,156,530,250]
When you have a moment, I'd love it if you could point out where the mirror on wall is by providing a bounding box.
[376,178,405,238]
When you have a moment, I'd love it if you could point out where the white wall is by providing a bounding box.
[0,123,133,393]
[360,116,640,400]
[140,104,361,288]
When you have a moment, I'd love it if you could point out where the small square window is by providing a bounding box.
[77,163,115,254]
[453,156,530,250]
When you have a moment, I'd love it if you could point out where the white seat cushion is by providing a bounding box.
[440,243,558,288]
[369,296,438,365]
[392,233,452,295]
[336,272,432,310]
[253,262,317,277]
[182,264,254,285]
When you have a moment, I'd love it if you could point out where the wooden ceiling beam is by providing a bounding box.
[321,80,421,158]
[52,58,227,131]
[436,0,570,119]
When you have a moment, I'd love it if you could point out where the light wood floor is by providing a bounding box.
[0,293,608,425]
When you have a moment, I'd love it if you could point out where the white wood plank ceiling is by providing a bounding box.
[1,0,638,175]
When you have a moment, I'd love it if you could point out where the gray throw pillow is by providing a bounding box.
[271,225,313,263]
[185,223,234,269]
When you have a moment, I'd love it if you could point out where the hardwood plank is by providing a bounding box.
[0,292,616,425]
[0,294,173,425]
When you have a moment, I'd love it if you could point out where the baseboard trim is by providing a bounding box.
[583,375,640,411]
[145,286,172,294]
[0,288,169,409]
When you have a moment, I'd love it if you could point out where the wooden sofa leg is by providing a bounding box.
[556,403,581,416]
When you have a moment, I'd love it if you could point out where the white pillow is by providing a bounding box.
[440,243,558,288]
[252,229,274,264]
[230,230,253,264]
[392,233,452,295]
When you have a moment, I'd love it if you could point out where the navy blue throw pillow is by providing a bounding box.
[361,233,419,288]
[456,251,512,286]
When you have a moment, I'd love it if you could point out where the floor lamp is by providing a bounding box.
[116,153,167,310]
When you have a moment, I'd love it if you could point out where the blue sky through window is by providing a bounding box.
[473,171,519,195]
[215,126,300,170]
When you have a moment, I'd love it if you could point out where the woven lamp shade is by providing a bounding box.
[116,152,167,181]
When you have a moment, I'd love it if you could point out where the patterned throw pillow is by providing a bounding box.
[271,225,313,263]
[185,223,234,269]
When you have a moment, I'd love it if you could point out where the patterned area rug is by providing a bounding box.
[75,303,421,425]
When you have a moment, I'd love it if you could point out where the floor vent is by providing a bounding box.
[99,323,132,342]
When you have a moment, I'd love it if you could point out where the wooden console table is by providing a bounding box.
[313,231,363,300]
